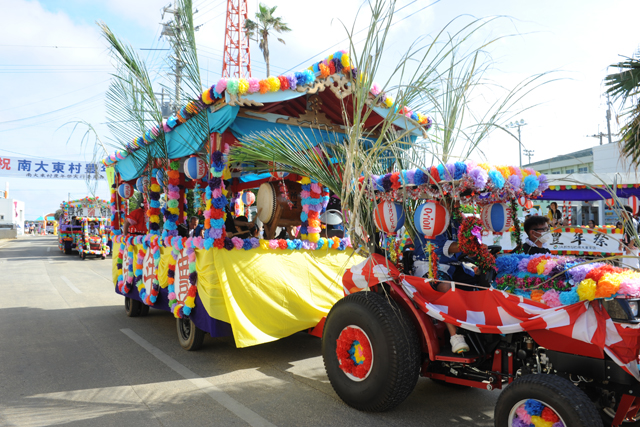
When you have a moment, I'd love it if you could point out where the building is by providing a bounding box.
[524,143,635,226]
[0,197,25,237]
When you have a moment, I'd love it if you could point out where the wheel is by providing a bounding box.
[494,374,602,427]
[124,297,142,317]
[322,291,421,412]
[101,255,106,260]
[177,317,206,351]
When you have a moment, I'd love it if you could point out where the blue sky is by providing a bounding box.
[1,0,639,219]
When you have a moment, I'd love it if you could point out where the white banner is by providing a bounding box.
[0,156,106,180]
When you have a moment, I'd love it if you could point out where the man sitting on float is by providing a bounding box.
[412,198,480,354]
[522,215,551,255]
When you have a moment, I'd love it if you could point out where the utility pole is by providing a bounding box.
[587,132,606,145]
[606,94,613,144]
[161,4,185,112]
[506,119,528,168]
[523,149,535,165]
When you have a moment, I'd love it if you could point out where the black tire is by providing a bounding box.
[177,317,206,351]
[322,291,421,412]
[139,304,150,317]
[124,297,142,317]
[495,374,602,427]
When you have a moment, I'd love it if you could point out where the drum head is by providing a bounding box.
[256,183,276,223]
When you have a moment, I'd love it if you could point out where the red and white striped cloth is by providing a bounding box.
[343,254,640,381]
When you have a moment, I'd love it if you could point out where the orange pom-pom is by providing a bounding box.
[259,79,270,94]
[530,289,544,302]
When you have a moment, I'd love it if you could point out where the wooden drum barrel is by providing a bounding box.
[256,181,303,239]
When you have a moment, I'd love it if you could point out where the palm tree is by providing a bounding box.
[245,3,291,76]
[605,54,640,167]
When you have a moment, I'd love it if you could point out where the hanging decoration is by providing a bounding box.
[630,195,640,214]
[373,201,405,233]
[458,216,496,273]
[147,172,162,235]
[242,191,255,206]
[480,203,513,233]
[162,162,180,239]
[118,182,133,199]
[413,200,450,238]
[184,156,207,180]
[135,176,149,193]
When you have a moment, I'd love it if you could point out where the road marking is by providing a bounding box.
[121,328,276,427]
[60,276,82,294]
[47,247,51,252]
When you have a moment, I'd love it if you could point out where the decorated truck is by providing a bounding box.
[58,197,111,255]
[319,166,640,427]
[100,49,434,351]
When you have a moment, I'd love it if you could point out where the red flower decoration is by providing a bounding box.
[278,239,288,250]
[335,327,373,379]
[541,407,559,423]
[457,216,496,273]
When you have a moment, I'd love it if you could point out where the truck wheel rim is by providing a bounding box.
[179,318,191,340]
[508,399,566,426]
[335,325,374,382]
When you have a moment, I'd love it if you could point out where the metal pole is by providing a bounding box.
[606,94,613,144]
[175,11,182,111]
[518,125,522,168]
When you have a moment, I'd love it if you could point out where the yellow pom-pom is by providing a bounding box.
[530,416,553,427]
[202,88,213,104]
[308,233,320,243]
[267,76,280,92]
[149,215,159,223]
[185,296,195,307]
[341,54,350,68]
[238,79,249,95]
[384,97,393,108]
[259,239,269,250]
[301,177,311,184]
[168,207,180,215]
[577,278,597,301]
[536,260,547,275]
[150,183,161,192]
[328,54,334,60]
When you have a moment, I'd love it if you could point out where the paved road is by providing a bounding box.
[0,236,498,427]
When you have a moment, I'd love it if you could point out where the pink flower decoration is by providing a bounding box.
[268,240,279,250]
[232,237,243,249]
[215,78,228,94]
[515,406,531,424]
[248,78,260,93]
[541,289,562,307]
[371,83,381,96]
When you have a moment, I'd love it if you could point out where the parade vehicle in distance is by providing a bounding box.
[321,167,640,427]
[58,197,110,255]
[76,217,111,260]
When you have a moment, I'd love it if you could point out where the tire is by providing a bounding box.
[322,291,421,412]
[177,317,206,351]
[124,297,142,317]
[139,304,150,317]
[494,374,602,427]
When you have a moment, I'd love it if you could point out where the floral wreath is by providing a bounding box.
[513,399,561,426]
[335,327,373,379]
[457,216,496,273]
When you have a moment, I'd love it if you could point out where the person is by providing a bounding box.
[188,216,203,238]
[587,219,596,229]
[413,199,481,354]
[561,218,570,227]
[224,205,259,238]
[522,216,552,255]
[546,202,562,227]
[622,205,640,269]
[124,208,147,234]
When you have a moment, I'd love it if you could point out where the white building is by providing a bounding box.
[0,197,25,236]
[524,143,637,226]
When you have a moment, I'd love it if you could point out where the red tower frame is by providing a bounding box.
[222,0,251,78]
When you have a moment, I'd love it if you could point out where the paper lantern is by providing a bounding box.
[413,200,450,238]
[480,203,513,233]
[270,171,289,179]
[117,183,133,199]
[155,169,166,184]
[242,191,255,206]
[606,198,616,208]
[518,196,533,209]
[373,201,405,233]
[184,156,207,180]
[629,196,639,214]
[135,176,149,193]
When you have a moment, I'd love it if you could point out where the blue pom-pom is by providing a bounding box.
[560,289,579,306]
[204,238,213,250]
[524,175,539,194]
[454,162,467,180]
[524,399,544,416]
[437,164,447,180]
[183,306,191,316]
[488,170,505,189]
[414,169,426,185]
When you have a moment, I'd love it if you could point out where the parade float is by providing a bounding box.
[319,163,640,426]
[99,49,438,350]
[58,197,110,256]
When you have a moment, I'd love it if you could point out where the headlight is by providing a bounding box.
[629,301,639,317]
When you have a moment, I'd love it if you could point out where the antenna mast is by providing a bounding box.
[222,0,251,78]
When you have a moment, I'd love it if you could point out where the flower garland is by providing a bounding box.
[299,177,329,243]
[494,253,640,307]
[147,173,161,235]
[162,162,181,239]
[110,183,121,236]
[457,216,496,273]
[204,144,229,250]
[144,235,161,304]
[427,242,439,280]
[512,399,562,427]
[335,327,373,379]
[510,199,523,250]
[116,240,127,293]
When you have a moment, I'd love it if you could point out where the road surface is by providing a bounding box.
[0,235,498,426]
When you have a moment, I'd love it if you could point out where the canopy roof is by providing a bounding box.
[102,51,433,181]
[537,173,640,201]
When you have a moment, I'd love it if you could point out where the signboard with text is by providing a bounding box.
[0,156,106,180]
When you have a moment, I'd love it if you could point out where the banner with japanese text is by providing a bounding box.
[0,156,106,180]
